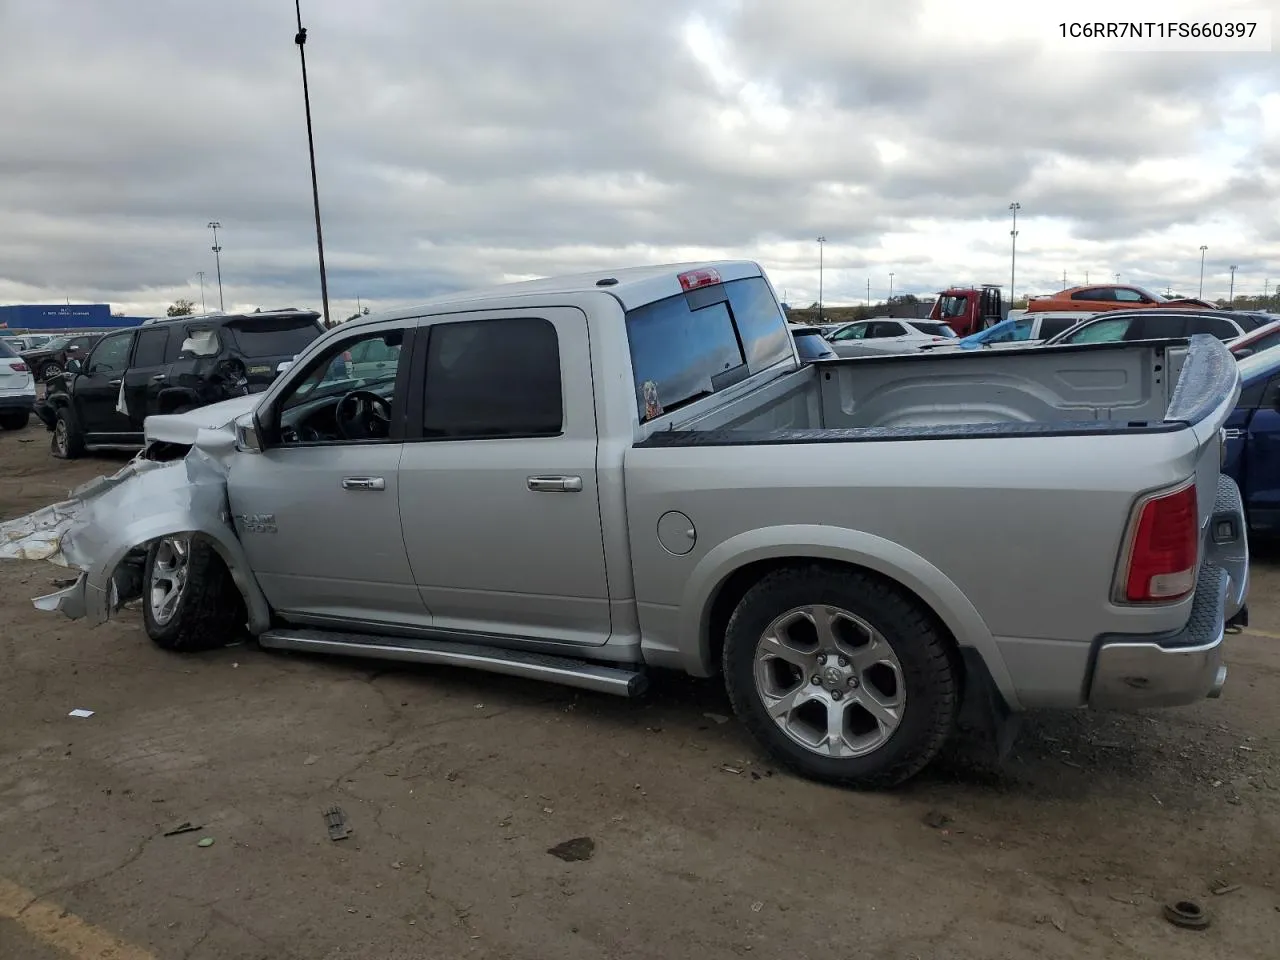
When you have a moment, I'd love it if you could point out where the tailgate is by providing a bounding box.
[1162,335,1242,537]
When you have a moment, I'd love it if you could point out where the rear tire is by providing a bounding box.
[142,535,247,652]
[51,407,84,459]
[0,410,29,430]
[39,362,62,381]
[722,563,958,789]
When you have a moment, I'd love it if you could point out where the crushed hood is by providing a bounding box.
[144,394,261,446]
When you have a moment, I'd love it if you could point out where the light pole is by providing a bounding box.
[295,0,332,328]
[888,272,895,314]
[865,278,870,306]
[1114,273,1120,283]
[1008,202,1019,305]
[196,271,207,313]
[207,221,224,311]
[816,237,826,323]
[1198,245,1208,298]
[1229,265,1238,306]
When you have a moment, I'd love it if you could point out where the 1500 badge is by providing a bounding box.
[234,513,278,534]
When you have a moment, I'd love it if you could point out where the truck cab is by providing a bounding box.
[929,285,1003,336]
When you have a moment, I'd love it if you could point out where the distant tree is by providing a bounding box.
[167,298,195,317]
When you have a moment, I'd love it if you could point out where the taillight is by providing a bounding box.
[8,362,27,372]
[1121,482,1198,602]
[678,268,721,291]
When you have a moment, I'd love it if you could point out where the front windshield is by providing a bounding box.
[938,295,967,319]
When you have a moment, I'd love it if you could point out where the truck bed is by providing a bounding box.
[647,338,1215,443]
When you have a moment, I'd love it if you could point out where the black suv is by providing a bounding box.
[36,309,325,458]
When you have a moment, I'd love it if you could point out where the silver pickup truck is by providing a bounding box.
[0,261,1249,788]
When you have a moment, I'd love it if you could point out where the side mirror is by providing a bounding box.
[234,411,263,454]
[67,344,81,353]
[276,359,294,375]
[65,359,82,374]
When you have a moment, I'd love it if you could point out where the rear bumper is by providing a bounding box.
[1087,476,1248,710]
[0,392,35,411]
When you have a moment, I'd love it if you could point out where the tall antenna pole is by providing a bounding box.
[1008,202,1019,304]
[207,221,224,311]
[295,1,332,328]
[816,237,826,324]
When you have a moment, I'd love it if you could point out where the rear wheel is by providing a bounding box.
[51,407,84,459]
[143,535,247,652]
[0,410,29,430]
[39,362,62,381]
[722,563,959,789]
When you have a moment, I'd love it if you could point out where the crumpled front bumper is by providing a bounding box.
[0,446,268,630]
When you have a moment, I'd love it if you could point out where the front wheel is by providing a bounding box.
[722,564,959,789]
[143,535,247,652]
[39,362,62,381]
[51,407,84,459]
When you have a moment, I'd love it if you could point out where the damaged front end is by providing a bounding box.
[0,433,270,632]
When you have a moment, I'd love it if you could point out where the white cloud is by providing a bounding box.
[0,0,1277,318]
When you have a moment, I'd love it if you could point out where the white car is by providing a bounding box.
[0,338,36,430]
[825,317,958,357]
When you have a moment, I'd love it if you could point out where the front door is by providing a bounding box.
[396,307,613,647]
[76,331,137,437]
[226,324,428,628]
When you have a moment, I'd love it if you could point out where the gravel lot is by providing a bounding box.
[2,419,1279,960]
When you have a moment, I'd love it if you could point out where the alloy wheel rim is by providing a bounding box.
[752,604,906,759]
[148,537,191,626]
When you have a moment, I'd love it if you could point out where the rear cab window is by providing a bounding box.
[624,274,792,422]
[224,316,325,357]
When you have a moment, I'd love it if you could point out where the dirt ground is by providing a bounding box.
[1,419,1279,960]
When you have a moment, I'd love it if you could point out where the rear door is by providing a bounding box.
[121,326,172,424]
[396,308,613,646]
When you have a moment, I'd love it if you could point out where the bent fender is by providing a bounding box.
[0,448,271,632]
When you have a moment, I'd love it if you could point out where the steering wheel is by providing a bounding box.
[335,390,392,440]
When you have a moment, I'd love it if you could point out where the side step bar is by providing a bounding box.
[258,628,648,698]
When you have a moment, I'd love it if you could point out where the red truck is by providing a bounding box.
[929,285,1004,337]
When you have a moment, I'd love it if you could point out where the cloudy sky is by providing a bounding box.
[1,0,1278,319]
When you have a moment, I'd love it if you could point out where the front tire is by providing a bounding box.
[722,563,958,789]
[143,535,247,652]
[51,407,84,459]
[39,362,62,381]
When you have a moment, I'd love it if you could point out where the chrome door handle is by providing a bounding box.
[527,475,583,493]
[341,476,385,491]
[152,373,166,381]
[108,379,122,386]
[1224,428,1243,440]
